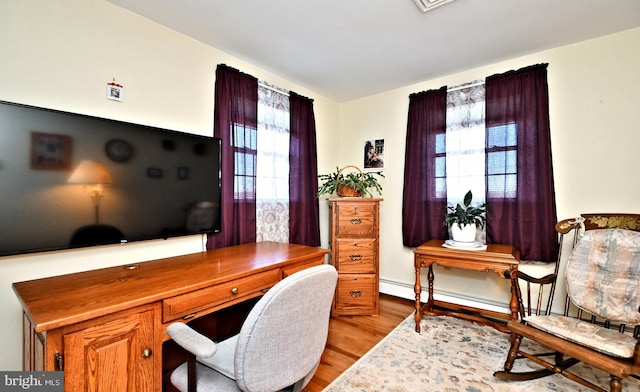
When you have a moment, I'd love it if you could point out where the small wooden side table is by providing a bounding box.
[414,239,520,333]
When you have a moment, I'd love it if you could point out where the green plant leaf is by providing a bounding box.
[443,189,486,229]
[317,167,384,198]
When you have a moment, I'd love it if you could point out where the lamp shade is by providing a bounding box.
[68,160,113,185]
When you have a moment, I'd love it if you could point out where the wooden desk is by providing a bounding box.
[413,239,520,333]
[13,241,328,392]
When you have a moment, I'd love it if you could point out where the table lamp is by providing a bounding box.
[68,160,113,224]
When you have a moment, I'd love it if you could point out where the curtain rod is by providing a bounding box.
[259,81,289,96]
[447,80,484,93]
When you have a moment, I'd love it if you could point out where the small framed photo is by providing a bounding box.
[363,138,385,170]
[147,167,163,178]
[30,132,72,170]
[107,81,124,102]
[177,166,189,180]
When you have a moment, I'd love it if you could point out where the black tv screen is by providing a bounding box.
[0,100,221,256]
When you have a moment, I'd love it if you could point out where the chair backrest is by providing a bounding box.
[564,213,640,337]
[553,214,640,297]
[516,213,640,319]
[580,213,640,232]
[565,228,640,324]
[233,264,337,392]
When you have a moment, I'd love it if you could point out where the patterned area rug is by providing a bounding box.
[322,315,640,392]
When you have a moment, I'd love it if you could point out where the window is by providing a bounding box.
[232,123,257,200]
[440,83,521,241]
[443,81,487,208]
[486,123,517,199]
[403,64,557,262]
[225,84,291,242]
[441,82,518,203]
[256,83,290,242]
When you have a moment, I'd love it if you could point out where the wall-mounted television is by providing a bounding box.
[0,100,222,256]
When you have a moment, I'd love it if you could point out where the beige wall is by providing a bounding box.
[0,0,340,371]
[0,0,638,372]
[337,27,640,307]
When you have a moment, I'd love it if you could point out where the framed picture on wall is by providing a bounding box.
[177,166,189,180]
[363,138,385,170]
[30,132,72,171]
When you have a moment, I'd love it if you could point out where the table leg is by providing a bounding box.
[414,264,422,333]
[426,265,434,314]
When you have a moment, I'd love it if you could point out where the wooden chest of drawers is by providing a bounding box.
[329,198,382,315]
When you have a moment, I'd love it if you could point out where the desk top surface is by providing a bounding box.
[13,242,329,332]
[415,239,520,264]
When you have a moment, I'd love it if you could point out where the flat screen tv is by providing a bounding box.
[0,100,222,256]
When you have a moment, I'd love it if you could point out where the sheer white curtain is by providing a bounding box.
[256,83,290,242]
[446,81,486,241]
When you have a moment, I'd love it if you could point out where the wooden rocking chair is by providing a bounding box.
[494,213,640,392]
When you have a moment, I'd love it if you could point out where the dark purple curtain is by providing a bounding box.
[402,87,448,247]
[288,91,320,246]
[207,64,258,249]
[485,64,558,262]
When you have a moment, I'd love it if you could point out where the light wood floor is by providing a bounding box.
[303,294,415,392]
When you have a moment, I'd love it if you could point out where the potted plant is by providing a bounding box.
[317,166,384,198]
[443,190,486,242]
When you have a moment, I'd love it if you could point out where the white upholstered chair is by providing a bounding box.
[167,264,338,392]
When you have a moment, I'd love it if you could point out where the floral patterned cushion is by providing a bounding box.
[524,315,638,358]
[565,228,640,324]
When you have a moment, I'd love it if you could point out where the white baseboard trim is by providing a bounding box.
[379,279,511,315]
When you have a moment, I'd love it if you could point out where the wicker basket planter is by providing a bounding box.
[337,184,361,197]
[336,166,364,197]
[317,165,384,198]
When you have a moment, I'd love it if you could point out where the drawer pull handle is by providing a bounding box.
[182,313,196,320]
[231,287,239,295]
[350,218,362,225]
[142,348,153,358]
[349,290,362,298]
[54,352,64,371]
[349,254,362,261]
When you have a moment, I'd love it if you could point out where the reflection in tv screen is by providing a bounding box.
[0,100,221,256]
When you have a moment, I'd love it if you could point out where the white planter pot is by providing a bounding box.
[450,224,477,243]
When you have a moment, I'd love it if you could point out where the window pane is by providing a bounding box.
[435,178,446,199]
[435,133,445,154]
[487,150,517,175]
[435,156,445,177]
[445,126,485,204]
[257,84,290,243]
[256,85,289,202]
[445,84,486,206]
[487,123,517,147]
[257,125,289,200]
[486,122,517,199]
[487,174,517,198]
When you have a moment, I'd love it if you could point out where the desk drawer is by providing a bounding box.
[163,269,280,322]
[334,274,377,314]
[334,239,376,273]
[281,257,324,277]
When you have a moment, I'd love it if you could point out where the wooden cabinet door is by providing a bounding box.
[64,306,158,392]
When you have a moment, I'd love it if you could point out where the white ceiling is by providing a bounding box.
[107,0,640,102]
